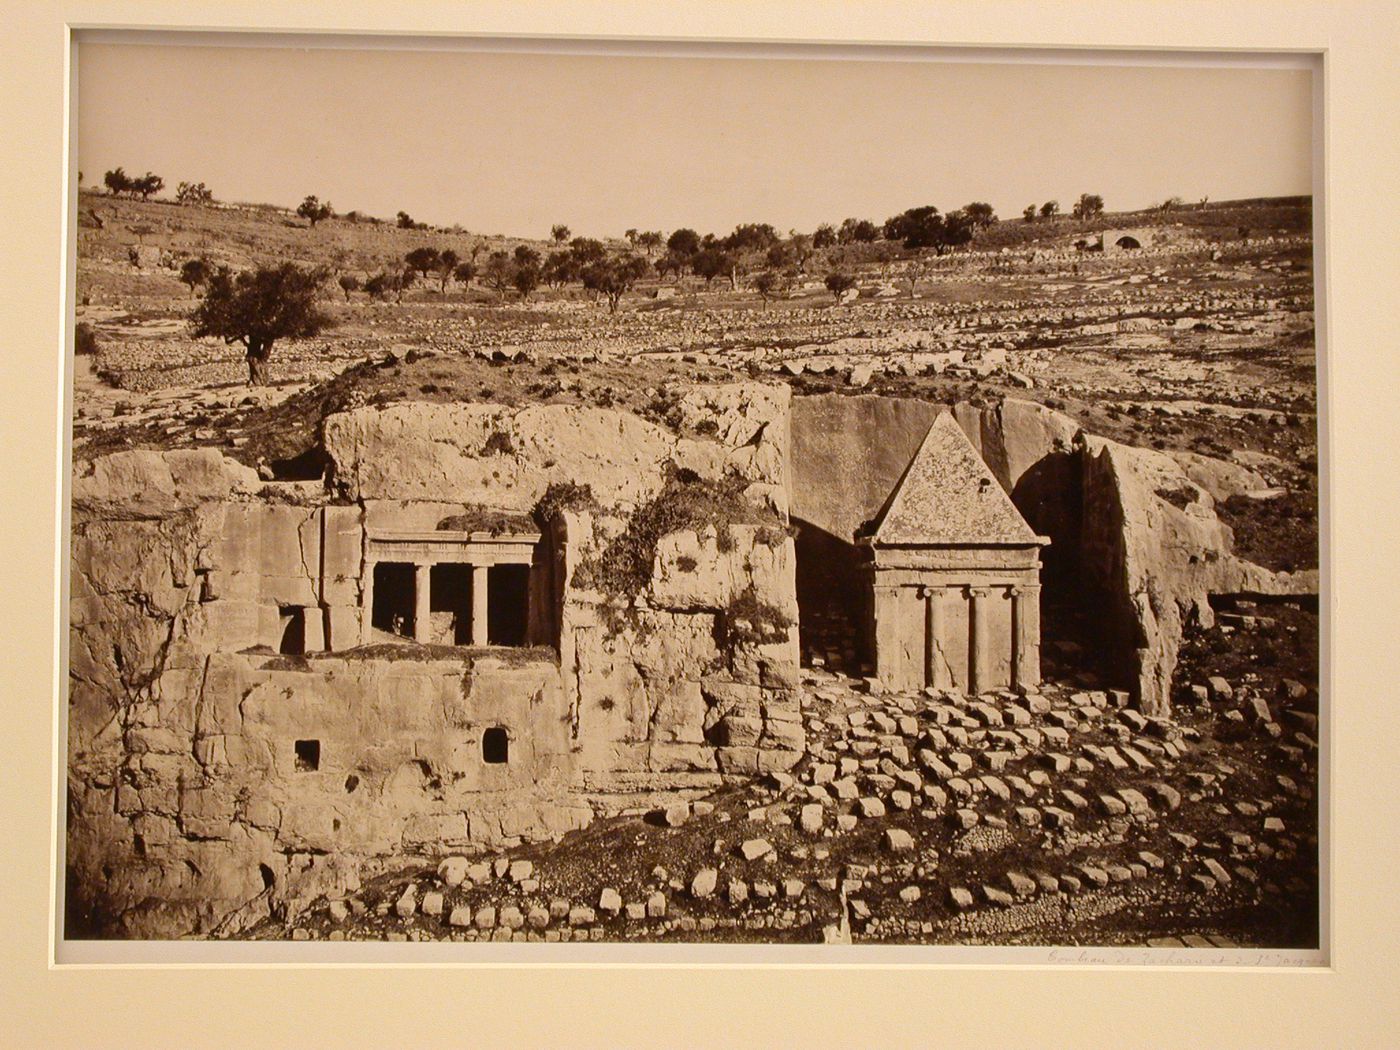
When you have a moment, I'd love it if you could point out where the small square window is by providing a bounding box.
[294,739,320,772]
[482,727,509,764]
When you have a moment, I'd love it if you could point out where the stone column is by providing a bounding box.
[361,561,376,645]
[870,580,903,688]
[920,585,948,690]
[968,587,991,696]
[1011,583,1042,691]
[472,563,490,647]
[414,562,432,644]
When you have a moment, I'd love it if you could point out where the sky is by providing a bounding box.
[76,41,1314,240]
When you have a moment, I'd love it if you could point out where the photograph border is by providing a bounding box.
[4,2,1395,1046]
[53,30,1329,972]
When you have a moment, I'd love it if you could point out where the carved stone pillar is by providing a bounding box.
[920,585,948,690]
[414,562,432,644]
[361,561,376,645]
[1011,583,1042,691]
[871,580,903,687]
[472,563,490,647]
[968,586,991,695]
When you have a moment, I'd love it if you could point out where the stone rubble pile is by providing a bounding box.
[282,665,1316,945]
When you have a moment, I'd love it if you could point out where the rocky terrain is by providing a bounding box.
[66,192,1320,946]
[248,621,1318,947]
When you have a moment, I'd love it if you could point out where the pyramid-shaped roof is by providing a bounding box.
[869,412,1041,546]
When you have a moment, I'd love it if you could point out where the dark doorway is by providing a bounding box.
[488,564,530,646]
[482,726,509,764]
[430,564,473,644]
[1116,235,1141,250]
[278,606,305,655]
[371,562,415,637]
[792,517,869,673]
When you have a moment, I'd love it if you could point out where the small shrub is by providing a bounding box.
[1155,485,1196,509]
[576,465,783,597]
[756,524,795,548]
[74,322,98,356]
[723,586,794,648]
[534,480,598,525]
[482,429,515,456]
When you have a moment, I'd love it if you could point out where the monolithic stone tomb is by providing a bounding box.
[862,413,1048,695]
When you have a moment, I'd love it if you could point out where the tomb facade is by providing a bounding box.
[860,413,1049,693]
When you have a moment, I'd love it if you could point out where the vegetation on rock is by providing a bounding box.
[722,585,794,647]
[576,466,783,597]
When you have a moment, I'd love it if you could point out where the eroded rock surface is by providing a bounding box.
[67,382,801,937]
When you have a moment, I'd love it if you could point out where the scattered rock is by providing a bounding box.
[691,868,719,899]
[739,838,774,861]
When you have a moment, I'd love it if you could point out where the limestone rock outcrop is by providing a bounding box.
[67,383,801,938]
[72,448,259,517]
[1078,434,1316,714]
[322,382,790,513]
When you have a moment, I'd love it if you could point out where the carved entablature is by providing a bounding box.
[366,529,540,566]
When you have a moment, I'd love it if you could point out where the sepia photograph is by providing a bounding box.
[62,34,1323,957]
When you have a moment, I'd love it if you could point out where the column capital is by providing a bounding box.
[967,586,994,599]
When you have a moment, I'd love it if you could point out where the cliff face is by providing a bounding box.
[1077,434,1316,714]
[790,394,1080,539]
[66,383,800,938]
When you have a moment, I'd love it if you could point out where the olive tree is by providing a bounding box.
[436,249,460,292]
[752,270,792,309]
[582,255,650,313]
[179,257,212,296]
[297,195,334,227]
[190,263,331,384]
[1072,193,1105,220]
[405,246,441,279]
[824,271,857,302]
[103,168,131,196]
[132,172,164,200]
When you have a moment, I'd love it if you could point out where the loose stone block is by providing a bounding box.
[691,868,719,898]
[884,828,915,853]
[1005,872,1037,898]
[739,838,773,861]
